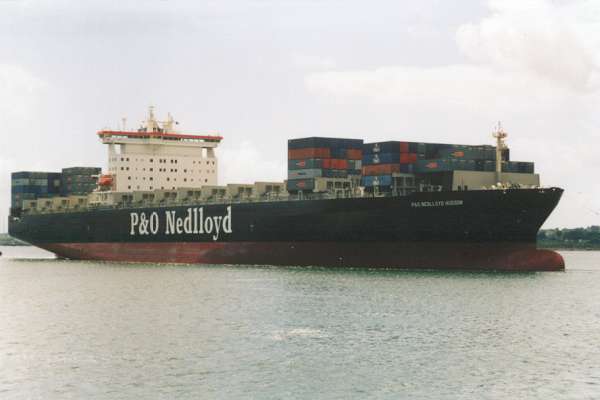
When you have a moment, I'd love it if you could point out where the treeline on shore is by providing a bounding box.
[538,226,600,250]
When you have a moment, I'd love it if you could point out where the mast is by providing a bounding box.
[492,122,507,184]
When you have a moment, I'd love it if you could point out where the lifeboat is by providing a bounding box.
[98,175,114,186]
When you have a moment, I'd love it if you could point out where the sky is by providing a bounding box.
[0,0,599,231]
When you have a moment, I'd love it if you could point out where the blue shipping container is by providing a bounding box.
[363,141,401,154]
[348,159,362,170]
[11,185,48,194]
[288,169,322,179]
[361,175,393,187]
[363,153,401,165]
[399,164,414,173]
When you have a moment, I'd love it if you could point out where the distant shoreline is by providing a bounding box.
[538,227,600,251]
[539,246,600,251]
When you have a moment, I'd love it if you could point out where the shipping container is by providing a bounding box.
[363,153,400,165]
[362,164,402,176]
[499,161,533,173]
[403,142,427,154]
[63,175,97,183]
[288,137,363,150]
[517,162,534,173]
[286,178,316,192]
[11,178,48,187]
[399,153,418,164]
[47,173,62,194]
[347,159,362,170]
[288,169,322,179]
[399,164,414,173]
[363,141,401,155]
[11,185,48,194]
[415,159,477,173]
[11,171,53,180]
[61,167,101,176]
[322,159,349,170]
[438,147,496,161]
[346,149,362,160]
[288,148,331,160]
[330,148,346,159]
[361,175,393,187]
[288,159,324,170]
[323,169,349,178]
[502,162,519,173]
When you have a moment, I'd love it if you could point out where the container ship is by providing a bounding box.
[8,108,564,271]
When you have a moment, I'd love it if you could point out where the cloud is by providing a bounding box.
[291,53,336,70]
[456,0,600,92]
[0,64,48,231]
[304,0,600,228]
[306,0,600,103]
[218,140,285,185]
[305,64,584,115]
[0,64,46,121]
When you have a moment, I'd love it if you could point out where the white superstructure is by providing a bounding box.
[98,107,222,192]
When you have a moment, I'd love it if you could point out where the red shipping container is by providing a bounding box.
[399,142,409,153]
[362,164,401,176]
[346,149,363,160]
[288,147,331,160]
[331,159,348,169]
[322,159,349,169]
[399,153,417,164]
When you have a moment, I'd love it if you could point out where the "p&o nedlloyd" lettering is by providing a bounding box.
[129,206,232,241]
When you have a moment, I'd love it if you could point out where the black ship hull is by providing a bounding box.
[8,188,565,271]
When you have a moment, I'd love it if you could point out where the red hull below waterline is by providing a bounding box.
[38,241,565,271]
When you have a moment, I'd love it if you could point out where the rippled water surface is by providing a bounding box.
[1,246,599,399]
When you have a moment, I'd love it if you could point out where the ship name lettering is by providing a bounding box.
[163,206,232,240]
[149,212,159,234]
[410,200,464,208]
[130,212,159,235]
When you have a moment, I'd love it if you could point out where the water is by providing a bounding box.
[1,246,599,399]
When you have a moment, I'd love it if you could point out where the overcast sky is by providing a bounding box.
[1,0,599,231]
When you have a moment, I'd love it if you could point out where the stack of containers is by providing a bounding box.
[10,171,62,210]
[361,141,420,191]
[414,144,517,173]
[287,137,363,192]
[61,167,101,196]
[502,161,534,173]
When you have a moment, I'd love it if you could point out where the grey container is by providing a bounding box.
[288,169,323,179]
